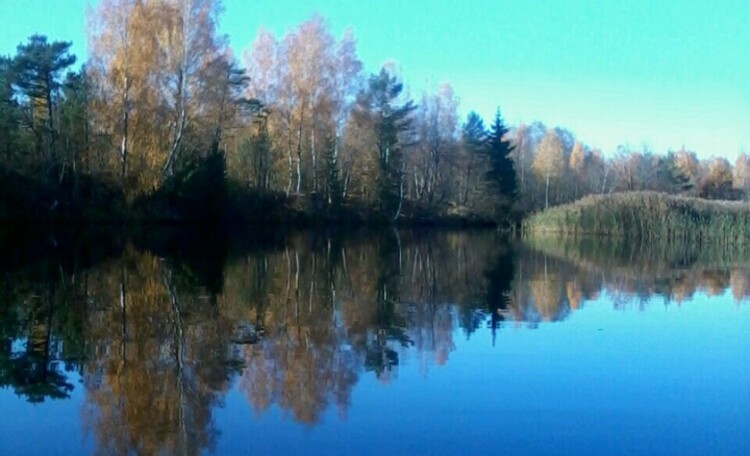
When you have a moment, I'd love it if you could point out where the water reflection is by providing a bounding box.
[524,237,750,307]
[0,229,748,454]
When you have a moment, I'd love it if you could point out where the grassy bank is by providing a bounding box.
[523,191,750,244]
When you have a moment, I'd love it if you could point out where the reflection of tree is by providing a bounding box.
[0,321,74,402]
[509,249,573,324]
[82,249,233,456]
[701,270,730,297]
[484,242,514,341]
[0,273,82,403]
[530,276,564,322]
[566,280,582,311]
[731,269,750,302]
[227,230,502,420]
[3,227,747,445]
[368,230,410,376]
[229,236,361,424]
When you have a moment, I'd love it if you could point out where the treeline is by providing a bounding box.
[1,3,747,224]
[0,5,516,224]
[511,123,750,213]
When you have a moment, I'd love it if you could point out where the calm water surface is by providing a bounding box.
[0,229,747,455]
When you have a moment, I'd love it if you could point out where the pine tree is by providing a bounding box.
[0,56,19,162]
[354,68,416,222]
[59,69,92,176]
[13,35,76,167]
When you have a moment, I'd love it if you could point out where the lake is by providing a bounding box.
[0,228,748,455]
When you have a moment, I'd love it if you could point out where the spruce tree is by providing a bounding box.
[462,111,486,155]
[485,109,518,215]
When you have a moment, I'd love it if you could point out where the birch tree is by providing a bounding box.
[733,153,750,200]
[88,0,162,189]
[568,141,586,199]
[242,18,362,199]
[157,0,227,176]
[532,129,565,209]
[412,83,459,205]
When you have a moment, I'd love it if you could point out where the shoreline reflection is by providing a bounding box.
[1,230,747,454]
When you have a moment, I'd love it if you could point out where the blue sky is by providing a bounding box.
[1,0,748,159]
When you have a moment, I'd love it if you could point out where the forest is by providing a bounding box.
[1,1,749,225]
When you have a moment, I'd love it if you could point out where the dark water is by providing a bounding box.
[0,228,748,456]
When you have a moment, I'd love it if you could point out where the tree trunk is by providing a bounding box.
[392,168,404,223]
[286,118,294,195]
[311,123,317,194]
[45,78,56,166]
[120,75,129,181]
[295,105,305,194]
[163,69,187,177]
[119,268,127,369]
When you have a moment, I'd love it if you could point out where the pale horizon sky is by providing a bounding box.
[1,0,748,159]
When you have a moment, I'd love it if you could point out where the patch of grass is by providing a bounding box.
[523,191,750,244]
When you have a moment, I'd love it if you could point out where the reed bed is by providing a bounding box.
[523,191,750,245]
